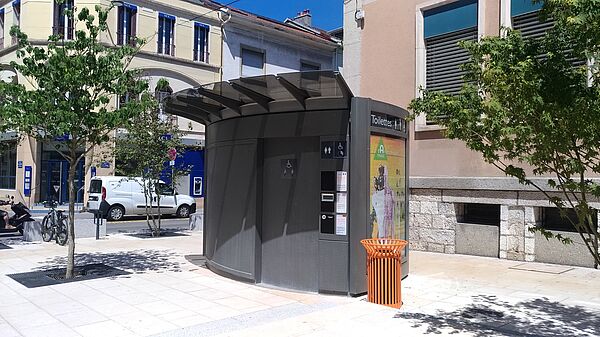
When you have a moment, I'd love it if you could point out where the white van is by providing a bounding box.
[87,176,196,221]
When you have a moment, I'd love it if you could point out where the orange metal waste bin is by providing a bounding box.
[361,238,408,308]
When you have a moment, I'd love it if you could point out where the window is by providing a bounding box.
[117,3,137,46]
[12,0,20,45]
[542,208,598,233]
[53,0,73,40]
[193,22,209,62]
[157,13,175,56]
[510,0,546,38]
[155,84,173,103]
[424,0,478,97]
[89,180,102,194]
[300,61,321,87]
[0,9,4,49]
[510,0,585,67]
[241,48,264,77]
[155,84,174,123]
[300,61,320,72]
[0,142,17,190]
[117,92,136,109]
[462,203,500,226]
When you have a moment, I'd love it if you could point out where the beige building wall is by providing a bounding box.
[343,0,593,267]
[350,0,503,178]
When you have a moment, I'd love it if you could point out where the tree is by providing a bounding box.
[115,80,190,237]
[0,3,153,278]
[410,0,600,267]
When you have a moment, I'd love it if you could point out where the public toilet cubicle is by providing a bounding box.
[166,71,408,295]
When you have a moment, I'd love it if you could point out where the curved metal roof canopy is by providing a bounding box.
[164,71,353,125]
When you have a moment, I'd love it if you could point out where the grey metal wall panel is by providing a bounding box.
[318,240,349,293]
[349,97,371,295]
[205,140,258,281]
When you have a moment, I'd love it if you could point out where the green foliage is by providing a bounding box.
[0,4,153,277]
[410,0,600,267]
[115,92,191,237]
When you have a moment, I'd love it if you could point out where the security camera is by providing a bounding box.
[355,9,365,21]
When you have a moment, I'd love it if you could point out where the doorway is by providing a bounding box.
[260,137,320,291]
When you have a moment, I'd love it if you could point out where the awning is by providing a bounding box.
[165,71,353,125]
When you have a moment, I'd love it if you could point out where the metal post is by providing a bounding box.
[95,210,100,240]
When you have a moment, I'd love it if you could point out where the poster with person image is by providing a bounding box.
[369,135,406,239]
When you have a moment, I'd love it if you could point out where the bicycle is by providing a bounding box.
[41,200,68,246]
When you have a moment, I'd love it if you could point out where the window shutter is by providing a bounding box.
[131,9,137,38]
[512,11,586,67]
[512,11,552,39]
[425,27,477,96]
[157,17,164,53]
[117,6,124,44]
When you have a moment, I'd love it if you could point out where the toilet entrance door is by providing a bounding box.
[260,137,320,291]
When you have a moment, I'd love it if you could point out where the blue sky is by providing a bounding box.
[231,0,343,31]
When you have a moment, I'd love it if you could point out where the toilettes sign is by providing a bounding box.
[371,112,405,132]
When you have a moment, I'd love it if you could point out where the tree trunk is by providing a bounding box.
[156,195,161,237]
[143,182,151,231]
[65,157,77,279]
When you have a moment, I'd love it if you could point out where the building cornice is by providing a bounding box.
[0,39,220,72]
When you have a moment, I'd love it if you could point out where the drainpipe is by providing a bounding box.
[218,8,231,82]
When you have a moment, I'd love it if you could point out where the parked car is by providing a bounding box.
[87,176,196,221]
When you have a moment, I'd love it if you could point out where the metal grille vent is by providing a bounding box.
[425,27,478,96]
[513,12,586,67]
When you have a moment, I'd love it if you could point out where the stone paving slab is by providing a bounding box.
[1,233,599,337]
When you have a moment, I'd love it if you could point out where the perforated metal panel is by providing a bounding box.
[425,27,478,96]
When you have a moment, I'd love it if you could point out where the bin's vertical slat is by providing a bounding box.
[382,256,386,305]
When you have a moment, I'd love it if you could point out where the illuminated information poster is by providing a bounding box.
[369,135,406,240]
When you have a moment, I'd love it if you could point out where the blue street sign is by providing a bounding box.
[24,166,32,197]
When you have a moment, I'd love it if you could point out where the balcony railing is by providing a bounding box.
[52,26,74,40]
[157,41,176,56]
[193,49,209,63]
[117,33,137,47]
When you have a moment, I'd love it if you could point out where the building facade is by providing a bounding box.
[0,0,222,204]
[0,0,343,206]
[219,8,341,81]
[344,0,597,267]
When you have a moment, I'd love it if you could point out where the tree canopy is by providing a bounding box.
[0,3,153,277]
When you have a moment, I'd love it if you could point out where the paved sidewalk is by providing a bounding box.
[0,233,599,337]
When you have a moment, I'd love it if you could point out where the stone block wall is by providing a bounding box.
[409,187,591,267]
[409,189,460,254]
[498,205,541,261]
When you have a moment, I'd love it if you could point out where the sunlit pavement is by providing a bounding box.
[0,232,598,337]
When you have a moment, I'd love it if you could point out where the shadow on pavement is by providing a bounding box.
[395,294,600,337]
[34,249,183,274]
